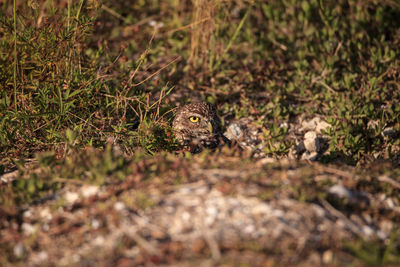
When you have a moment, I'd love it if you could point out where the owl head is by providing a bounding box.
[172,102,222,150]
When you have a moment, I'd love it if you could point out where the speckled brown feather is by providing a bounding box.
[172,102,224,152]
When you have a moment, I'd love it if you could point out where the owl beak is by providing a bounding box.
[208,122,213,134]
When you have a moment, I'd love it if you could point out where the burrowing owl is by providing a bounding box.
[172,102,224,152]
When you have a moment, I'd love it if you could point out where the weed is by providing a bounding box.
[345,230,400,265]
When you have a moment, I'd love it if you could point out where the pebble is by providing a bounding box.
[91,219,101,230]
[328,184,352,199]
[37,251,48,262]
[65,191,79,204]
[41,223,49,232]
[300,117,331,134]
[224,123,242,140]
[361,225,374,237]
[22,222,36,235]
[301,151,318,161]
[322,250,333,264]
[13,242,26,258]
[301,117,321,131]
[385,197,395,209]
[23,210,33,218]
[383,127,396,137]
[81,185,99,198]
[40,208,53,221]
[304,131,319,152]
[93,236,105,246]
[151,229,166,239]
[182,211,191,221]
[114,201,126,211]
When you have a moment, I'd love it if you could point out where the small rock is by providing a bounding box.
[22,222,36,235]
[301,117,321,131]
[301,151,319,161]
[315,120,331,134]
[40,208,53,221]
[41,223,49,232]
[256,157,276,166]
[224,123,243,140]
[380,220,393,237]
[244,224,255,234]
[91,219,101,229]
[37,251,48,262]
[377,230,388,240]
[71,253,81,263]
[114,201,126,211]
[206,206,218,217]
[300,117,331,135]
[93,236,105,246]
[151,229,166,239]
[182,211,191,221]
[304,131,319,152]
[23,210,33,218]
[322,250,333,264]
[385,197,395,209]
[81,185,99,198]
[112,144,123,156]
[361,225,374,237]
[327,184,352,199]
[308,252,322,265]
[383,127,396,137]
[13,242,26,258]
[65,191,79,204]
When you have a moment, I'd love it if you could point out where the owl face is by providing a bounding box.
[172,102,222,149]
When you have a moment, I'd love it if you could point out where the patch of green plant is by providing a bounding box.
[0,2,103,153]
[6,143,130,206]
[238,0,400,164]
[0,1,182,159]
[344,230,400,265]
[263,123,292,156]
[135,120,179,155]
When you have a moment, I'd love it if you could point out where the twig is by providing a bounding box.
[122,33,156,92]
[124,226,159,255]
[202,229,221,261]
[269,37,287,51]
[316,80,336,93]
[378,175,400,189]
[320,199,365,237]
[159,17,211,37]
[198,210,221,261]
[67,111,103,133]
[101,5,129,23]
[213,9,250,71]
[333,41,342,56]
[131,56,181,87]
[313,164,355,179]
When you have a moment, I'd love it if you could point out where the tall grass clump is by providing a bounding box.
[0,1,179,158]
[1,1,102,156]
[188,0,252,76]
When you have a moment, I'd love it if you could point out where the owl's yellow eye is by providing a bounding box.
[189,116,200,123]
